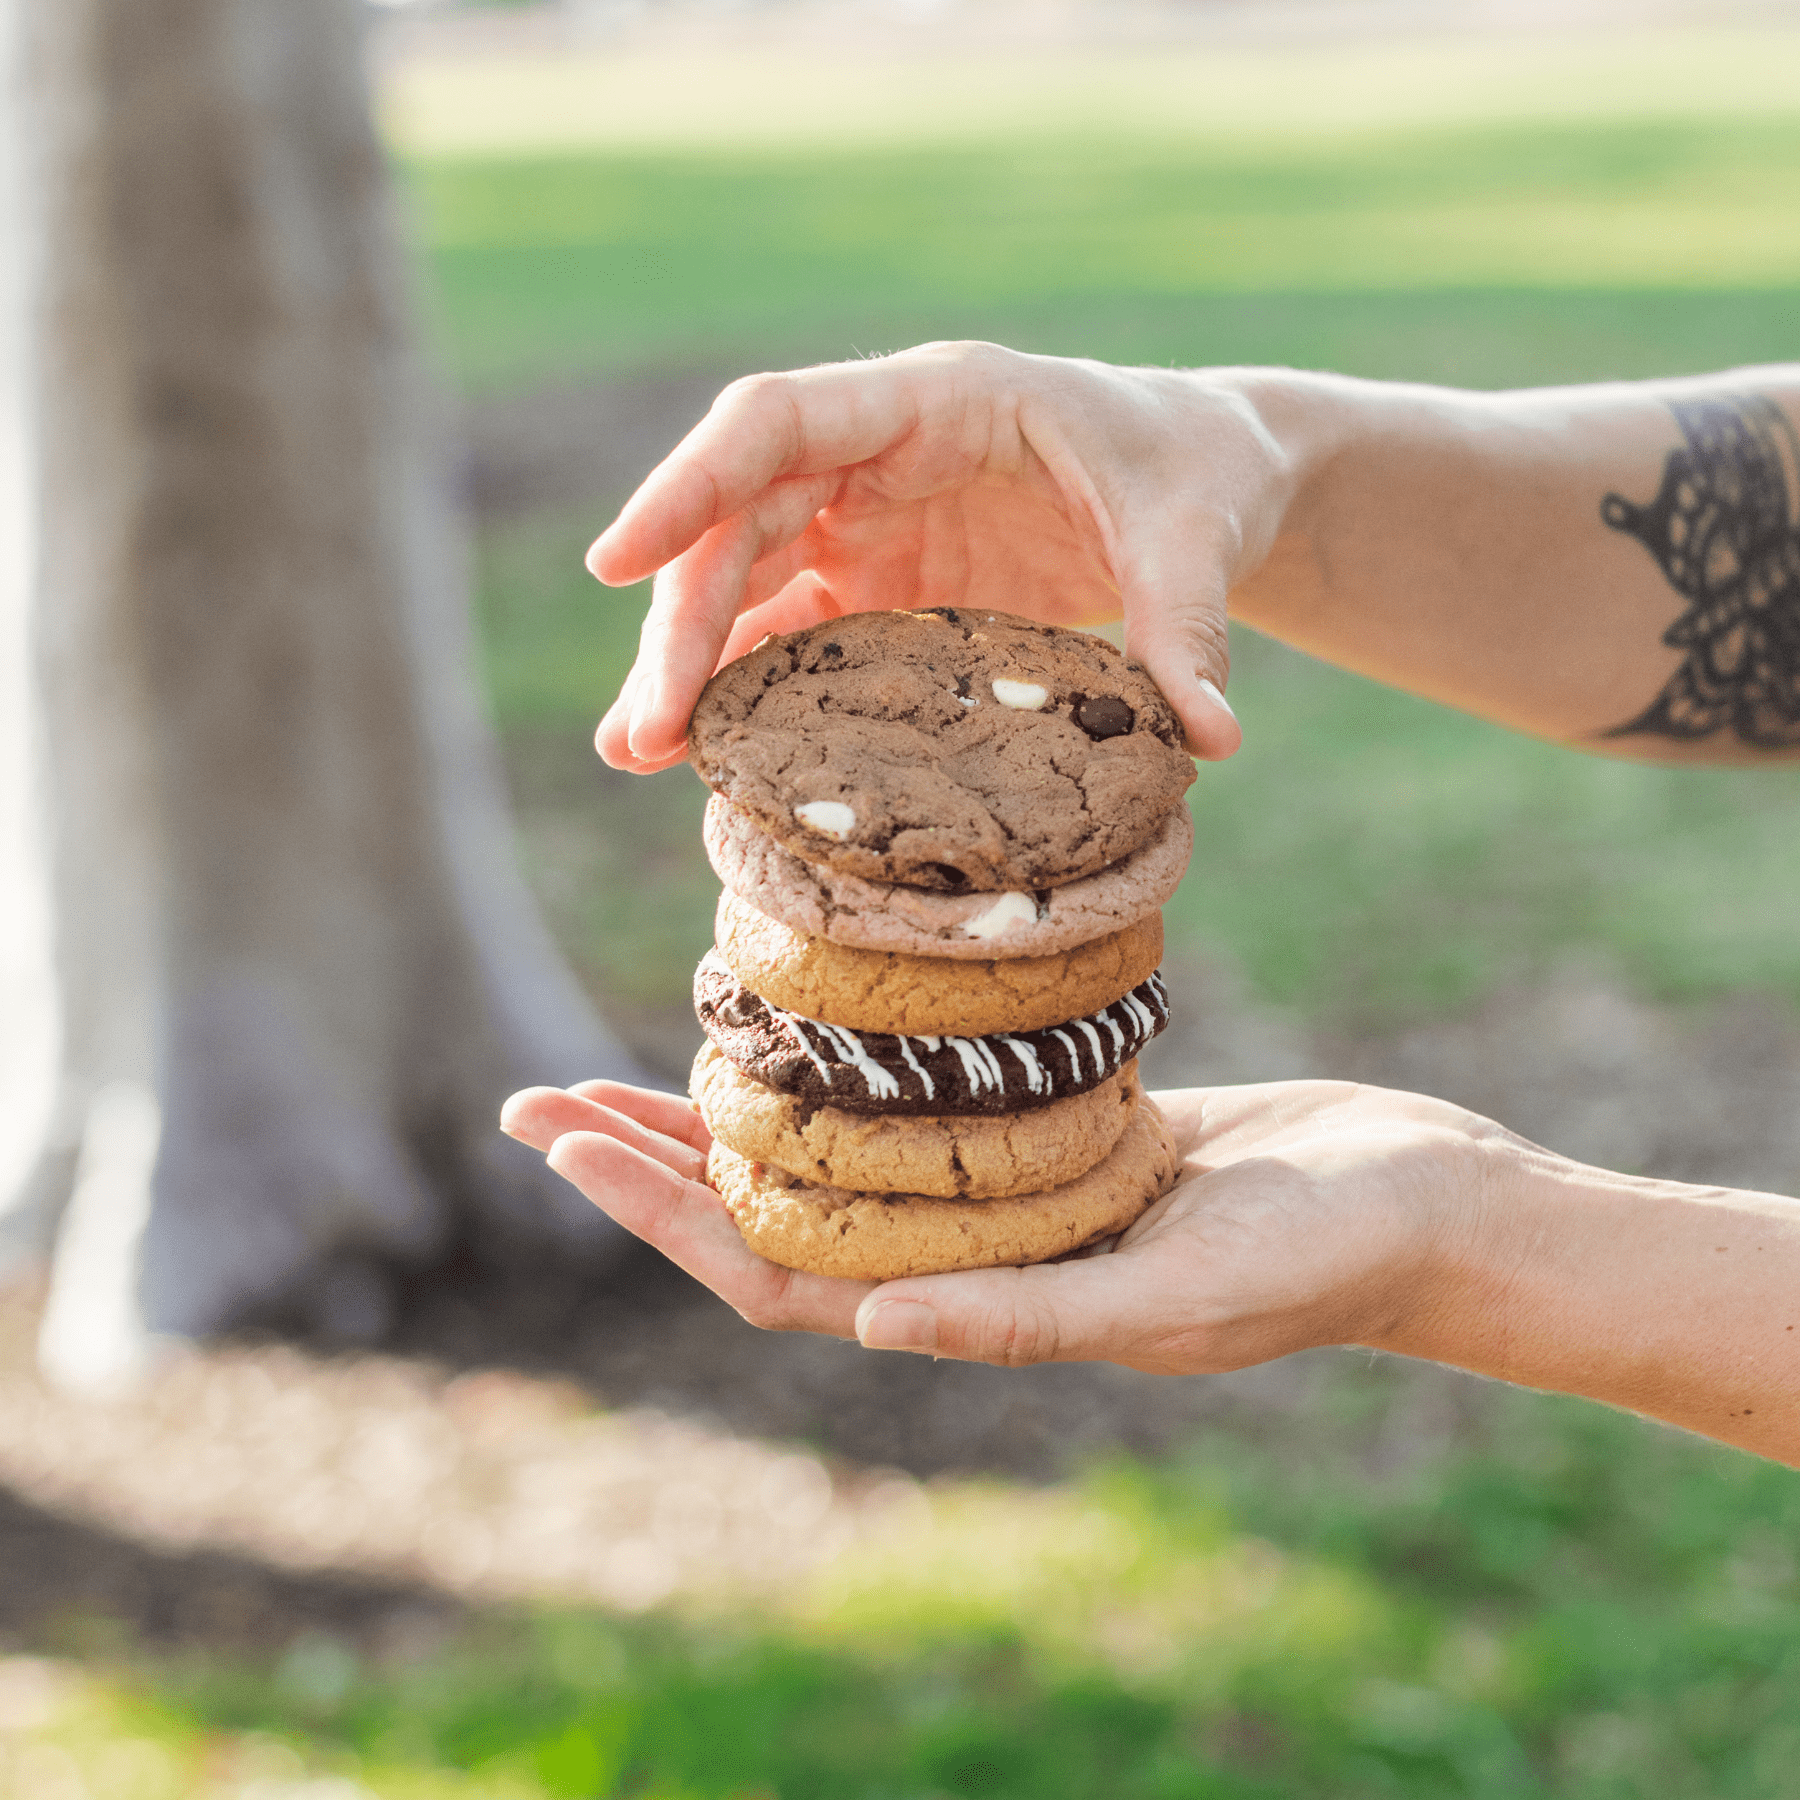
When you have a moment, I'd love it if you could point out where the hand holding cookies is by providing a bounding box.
[588,341,1284,772]
[497,1075,1495,1373]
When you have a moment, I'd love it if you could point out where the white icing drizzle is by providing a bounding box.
[714,962,1171,1106]
[1049,1028,1083,1083]
[941,1037,1004,1095]
[1119,992,1157,1038]
[895,1035,936,1101]
[999,1035,1049,1096]
[810,1019,902,1100]
[764,1002,837,1086]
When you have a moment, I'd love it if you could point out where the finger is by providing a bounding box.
[564,1080,713,1153]
[1119,539,1242,761]
[587,358,931,584]
[499,1087,707,1181]
[546,1130,873,1336]
[714,574,844,670]
[853,1249,1184,1370]
[624,471,843,764]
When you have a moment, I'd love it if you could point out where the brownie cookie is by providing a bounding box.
[708,1096,1179,1280]
[693,1040,1141,1198]
[714,891,1162,1037]
[704,793,1194,962]
[695,953,1170,1116]
[687,609,1195,893]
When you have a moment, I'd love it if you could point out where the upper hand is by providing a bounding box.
[589,341,1296,773]
[498,1077,1509,1373]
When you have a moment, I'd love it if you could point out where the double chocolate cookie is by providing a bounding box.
[695,953,1170,1117]
[687,608,1195,892]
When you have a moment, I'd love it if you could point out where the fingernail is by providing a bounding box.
[858,1299,938,1354]
[1196,676,1237,721]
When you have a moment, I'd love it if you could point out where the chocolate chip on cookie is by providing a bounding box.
[687,609,1195,892]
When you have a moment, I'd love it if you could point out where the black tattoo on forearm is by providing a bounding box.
[1602,394,1800,747]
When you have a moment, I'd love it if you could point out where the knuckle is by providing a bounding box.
[717,369,792,413]
[736,1269,804,1334]
[973,1293,1061,1367]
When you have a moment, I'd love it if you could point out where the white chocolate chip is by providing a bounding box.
[991,678,1050,710]
[957,695,978,708]
[962,891,1039,939]
[794,800,856,840]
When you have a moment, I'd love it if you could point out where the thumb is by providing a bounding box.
[1119,538,1242,763]
[853,1256,1148,1368]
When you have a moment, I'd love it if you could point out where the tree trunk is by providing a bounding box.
[0,0,645,1383]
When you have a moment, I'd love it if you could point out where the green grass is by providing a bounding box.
[29,1384,1800,1797]
[408,122,1800,390]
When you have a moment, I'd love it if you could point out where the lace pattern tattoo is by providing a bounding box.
[1602,394,1800,747]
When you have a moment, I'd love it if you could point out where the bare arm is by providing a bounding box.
[589,346,1800,770]
[1236,367,1800,760]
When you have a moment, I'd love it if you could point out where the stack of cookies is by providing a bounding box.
[686,608,1195,1281]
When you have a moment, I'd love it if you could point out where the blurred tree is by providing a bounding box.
[0,0,641,1387]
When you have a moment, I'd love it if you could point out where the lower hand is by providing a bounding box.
[498,1078,1510,1372]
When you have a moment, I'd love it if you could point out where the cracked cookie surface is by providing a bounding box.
[692,1041,1140,1198]
[687,609,1195,893]
[704,792,1193,961]
[708,1093,1178,1279]
[714,891,1162,1037]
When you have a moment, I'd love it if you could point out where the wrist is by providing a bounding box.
[1351,1121,1561,1369]
[1185,367,1365,621]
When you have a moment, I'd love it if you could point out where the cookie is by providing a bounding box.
[693,1040,1141,1198]
[708,1094,1179,1280]
[687,609,1195,893]
[704,793,1193,962]
[714,891,1162,1037]
[695,954,1170,1117]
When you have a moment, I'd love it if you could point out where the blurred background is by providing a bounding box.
[5,0,1800,1794]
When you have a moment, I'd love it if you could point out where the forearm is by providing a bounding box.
[1379,1140,1800,1463]
[1222,365,1800,762]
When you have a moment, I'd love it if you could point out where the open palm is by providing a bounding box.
[499,1076,1495,1372]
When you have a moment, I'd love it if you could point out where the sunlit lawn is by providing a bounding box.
[19,27,1800,1800]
